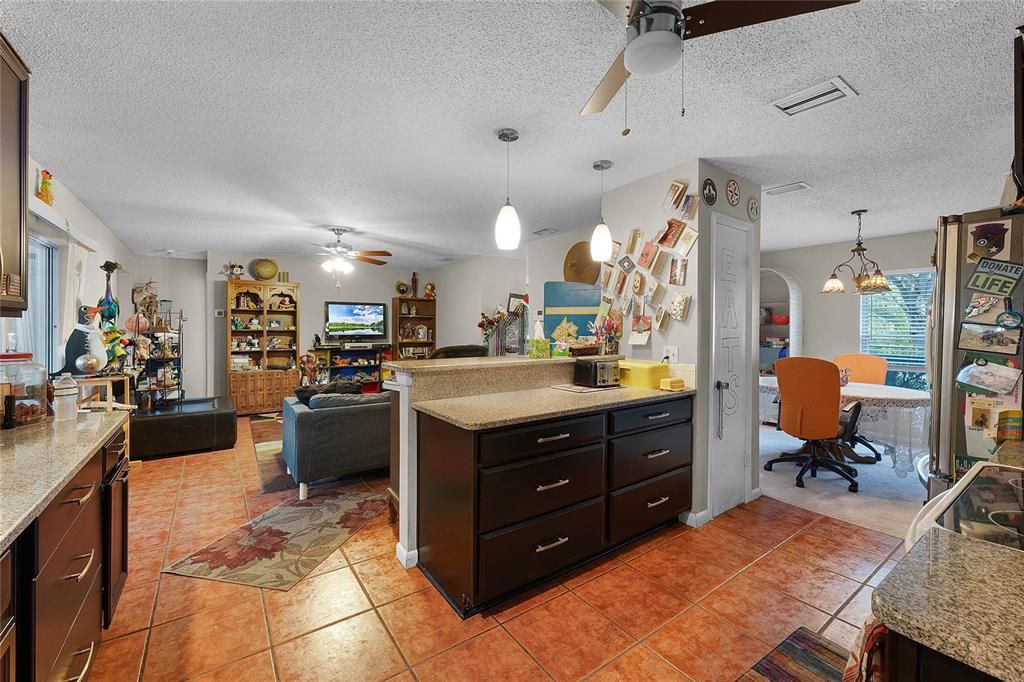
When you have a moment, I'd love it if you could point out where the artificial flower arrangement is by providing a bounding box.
[478,306,507,346]
[588,315,622,354]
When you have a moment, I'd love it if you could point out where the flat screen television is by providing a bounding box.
[324,301,387,339]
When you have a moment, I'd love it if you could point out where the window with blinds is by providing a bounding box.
[859,270,935,368]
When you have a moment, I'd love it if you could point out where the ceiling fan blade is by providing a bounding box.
[355,250,392,257]
[580,49,629,116]
[352,256,387,266]
[682,0,858,41]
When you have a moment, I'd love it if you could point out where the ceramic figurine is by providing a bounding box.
[35,169,54,206]
[411,272,419,297]
[55,305,108,376]
[300,353,319,386]
[424,282,437,299]
[225,263,245,280]
[97,261,121,324]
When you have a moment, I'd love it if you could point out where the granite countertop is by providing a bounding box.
[992,439,1024,467]
[384,355,624,375]
[412,385,695,430]
[0,411,127,553]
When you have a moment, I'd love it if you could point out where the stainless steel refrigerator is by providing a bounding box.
[929,206,1024,498]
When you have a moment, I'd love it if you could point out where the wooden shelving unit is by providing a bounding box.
[227,279,301,415]
[308,346,392,393]
[391,297,436,359]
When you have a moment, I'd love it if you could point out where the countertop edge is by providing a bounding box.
[412,387,696,431]
[0,412,128,554]
[383,355,625,375]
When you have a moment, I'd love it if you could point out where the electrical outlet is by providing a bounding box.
[664,345,679,364]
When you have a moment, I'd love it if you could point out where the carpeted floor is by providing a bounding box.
[758,426,925,539]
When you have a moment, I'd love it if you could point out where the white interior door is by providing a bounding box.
[709,213,753,516]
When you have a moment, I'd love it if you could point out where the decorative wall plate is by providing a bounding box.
[701,178,718,206]
[726,179,740,206]
[747,197,761,222]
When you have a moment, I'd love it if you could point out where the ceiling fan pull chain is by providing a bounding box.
[679,38,685,118]
[622,81,631,136]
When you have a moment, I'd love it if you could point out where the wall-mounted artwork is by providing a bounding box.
[678,226,698,257]
[637,241,658,269]
[669,258,688,286]
[647,280,665,306]
[662,180,689,214]
[669,293,692,321]
[651,250,671,278]
[658,219,686,249]
[627,229,644,255]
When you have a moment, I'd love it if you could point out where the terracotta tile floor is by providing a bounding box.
[94,417,902,681]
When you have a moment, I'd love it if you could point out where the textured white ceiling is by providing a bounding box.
[0,0,1020,265]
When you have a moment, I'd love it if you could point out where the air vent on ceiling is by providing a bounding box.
[532,228,558,236]
[771,76,857,116]
[439,257,456,263]
[764,181,813,196]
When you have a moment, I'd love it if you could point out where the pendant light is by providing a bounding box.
[590,160,613,261]
[822,209,891,295]
[494,128,521,250]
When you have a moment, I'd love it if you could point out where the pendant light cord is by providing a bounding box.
[680,37,686,118]
[505,138,510,202]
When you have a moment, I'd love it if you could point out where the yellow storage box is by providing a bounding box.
[618,360,670,389]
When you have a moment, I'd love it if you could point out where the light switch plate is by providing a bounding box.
[664,345,679,363]
[215,309,225,318]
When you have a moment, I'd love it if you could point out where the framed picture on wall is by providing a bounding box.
[507,292,527,313]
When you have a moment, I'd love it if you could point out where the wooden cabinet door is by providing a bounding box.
[0,34,29,317]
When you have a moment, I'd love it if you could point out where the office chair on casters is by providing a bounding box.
[839,401,883,462]
[763,357,860,493]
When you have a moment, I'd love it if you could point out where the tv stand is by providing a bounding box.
[308,344,392,393]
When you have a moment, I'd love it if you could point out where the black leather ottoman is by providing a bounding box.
[131,397,237,458]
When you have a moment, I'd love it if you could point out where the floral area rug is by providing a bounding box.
[164,488,386,590]
[250,412,296,493]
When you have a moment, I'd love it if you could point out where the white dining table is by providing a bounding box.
[759,376,931,478]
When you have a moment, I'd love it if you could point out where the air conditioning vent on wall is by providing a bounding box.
[531,228,558,236]
[764,181,813,196]
[771,76,857,116]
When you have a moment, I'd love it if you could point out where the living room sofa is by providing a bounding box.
[281,393,390,499]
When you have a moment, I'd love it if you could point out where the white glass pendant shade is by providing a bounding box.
[590,221,613,261]
[322,257,354,274]
[495,200,521,250]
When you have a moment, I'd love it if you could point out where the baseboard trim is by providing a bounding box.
[749,487,762,501]
[396,542,418,569]
[682,508,711,527]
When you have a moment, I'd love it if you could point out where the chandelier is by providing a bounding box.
[821,209,890,295]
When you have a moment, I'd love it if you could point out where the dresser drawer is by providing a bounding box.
[35,490,101,679]
[479,415,604,467]
[609,398,691,435]
[478,498,604,603]
[608,467,691,545]
[38,452,102,573]
[609,423,692,489]
[43,570,101,682]
[479,445,605,533]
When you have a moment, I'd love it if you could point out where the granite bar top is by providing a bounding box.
[384,355,624,375]
[0,411,127,553]
[412,385,695,430]
[992,438,1024,467]
[873,526,1024,680]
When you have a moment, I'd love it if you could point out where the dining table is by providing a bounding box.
[758,376,931,478]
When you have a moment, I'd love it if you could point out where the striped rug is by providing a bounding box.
[740,627,850,681]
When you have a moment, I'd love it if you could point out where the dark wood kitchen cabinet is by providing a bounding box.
[0,31,30,318]
[418,395,693,616]
[13,425,129,675]
[0,550,14,682]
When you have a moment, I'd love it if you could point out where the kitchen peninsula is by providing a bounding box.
[384,356,695,615]
[0,411,129,682]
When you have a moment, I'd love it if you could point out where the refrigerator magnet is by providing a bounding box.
[996,310,1024,329]
[966,258,1024,296]
[964,294,1011,325]
[966,220,1012,263]
[958,322,1022,356]
[956,356,1023,396]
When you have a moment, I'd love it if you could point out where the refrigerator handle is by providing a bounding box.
[930,216,961,492]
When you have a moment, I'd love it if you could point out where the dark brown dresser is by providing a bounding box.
[417,394,692,616]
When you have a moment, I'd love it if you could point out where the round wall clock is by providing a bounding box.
[726,179,740,206]
[747,197,761,222]
[701,178,718,206]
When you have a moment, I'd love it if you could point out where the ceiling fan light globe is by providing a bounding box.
[590,222,613,261]
[321,260,335,272]
[495,201,521,250]
[623,30,681,75]
[338,259,354,274]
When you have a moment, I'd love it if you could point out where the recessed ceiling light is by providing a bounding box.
[764,181,813,196]
[771,76,857,116]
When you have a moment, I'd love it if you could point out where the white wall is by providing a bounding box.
[760,230,935,361]
[423,255,526,347]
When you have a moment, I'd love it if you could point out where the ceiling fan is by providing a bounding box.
[313,226,392,274]
[582,0,859,116]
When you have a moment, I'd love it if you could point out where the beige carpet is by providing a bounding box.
[758,426,925,539]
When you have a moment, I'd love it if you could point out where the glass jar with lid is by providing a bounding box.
[0,353,48,425]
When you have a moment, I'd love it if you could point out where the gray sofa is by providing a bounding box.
[281,393,390,499]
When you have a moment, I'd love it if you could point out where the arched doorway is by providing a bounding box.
[759,267,803,373]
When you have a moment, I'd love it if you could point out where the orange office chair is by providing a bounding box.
[764,357,859,493]
[832,353,888,385]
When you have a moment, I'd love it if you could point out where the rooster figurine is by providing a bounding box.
[35,169,54,206]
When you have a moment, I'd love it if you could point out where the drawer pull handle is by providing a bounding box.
[647,496,670,508]
[536,478,570,492]
[645,449,671,459]
[535,536,569,553]
[63,549,96,583]
[65,640,96,682]
[62,483,96,507]
[646,412,672,421]
[536,433,571,444]
[117,465,132,484]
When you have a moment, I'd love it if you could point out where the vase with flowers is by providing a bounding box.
[588,316,622,355]
[478,307,507,354]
